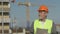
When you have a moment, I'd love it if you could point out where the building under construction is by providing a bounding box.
[0,0,10,34]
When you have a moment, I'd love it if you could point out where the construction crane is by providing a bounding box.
[13,16,17,34]
[18,0,31,30]
[11,0,31,30]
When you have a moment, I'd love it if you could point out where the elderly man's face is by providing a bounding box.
[39,11,48,19]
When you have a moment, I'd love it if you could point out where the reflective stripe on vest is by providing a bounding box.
[34,19,53,34]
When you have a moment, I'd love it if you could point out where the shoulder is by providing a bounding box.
[31,19,39,25]
[46,19,54,25]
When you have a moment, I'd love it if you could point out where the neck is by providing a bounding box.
[39,18,46,22]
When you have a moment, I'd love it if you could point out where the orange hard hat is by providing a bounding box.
[38,5,48,13]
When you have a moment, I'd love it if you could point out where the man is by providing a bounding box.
[30,5,56,34]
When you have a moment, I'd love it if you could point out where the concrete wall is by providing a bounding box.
[12,29,26,34]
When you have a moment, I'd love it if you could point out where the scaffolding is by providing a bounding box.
[0,0,10,34]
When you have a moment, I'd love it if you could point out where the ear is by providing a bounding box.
[45,12,48,15]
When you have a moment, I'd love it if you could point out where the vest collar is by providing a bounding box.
[39,19,47,22]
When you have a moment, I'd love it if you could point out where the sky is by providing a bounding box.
[10,0,60,28]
